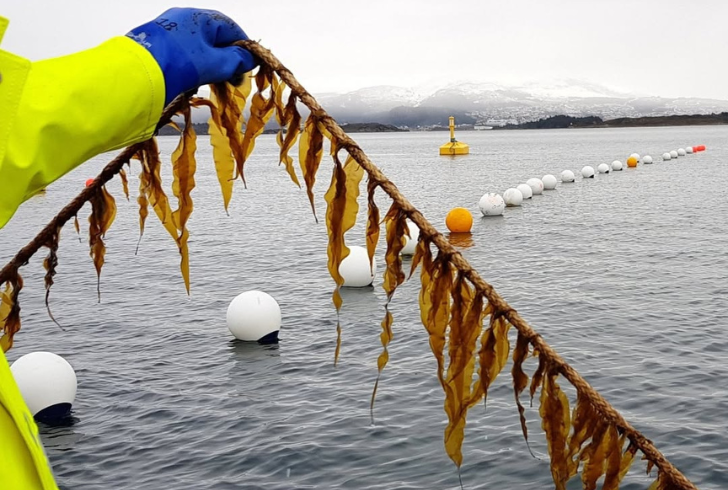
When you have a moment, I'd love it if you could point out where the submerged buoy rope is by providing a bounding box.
[0,40,697,490]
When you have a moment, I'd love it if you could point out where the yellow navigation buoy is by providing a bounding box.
[627,156,638,168]
[445,207,473,233]
[439,116,469,155]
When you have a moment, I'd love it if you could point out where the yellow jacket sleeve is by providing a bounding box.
[0,16,165,228]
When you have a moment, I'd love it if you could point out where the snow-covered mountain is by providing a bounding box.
[314,80,728,128]
[186,80,728,128]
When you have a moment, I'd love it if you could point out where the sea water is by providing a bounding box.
[1,126,726,489]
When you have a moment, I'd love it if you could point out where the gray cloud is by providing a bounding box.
[3,0,727,99]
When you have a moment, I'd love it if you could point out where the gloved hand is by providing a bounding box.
[126,8,257,106]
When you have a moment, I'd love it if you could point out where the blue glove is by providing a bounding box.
[126,8,257,106]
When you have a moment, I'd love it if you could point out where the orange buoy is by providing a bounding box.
[626,156,638,168]
[445,207,473,233]
[85,178,94,187]
[696,145,706,152]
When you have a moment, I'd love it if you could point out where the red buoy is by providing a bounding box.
[85,178,94,187]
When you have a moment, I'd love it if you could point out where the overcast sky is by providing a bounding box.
[3,1,727,99]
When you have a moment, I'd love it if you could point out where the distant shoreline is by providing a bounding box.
[495,113,728,130]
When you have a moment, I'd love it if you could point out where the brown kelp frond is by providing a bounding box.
[194,95,234,213]
[619,440,638,481]
[380,204,408,298]
[210,78,249,186]
[530,352,547,407]
[409,225,427,279]
[135,159,149,255]
[324,153,363,311]
[0,275,22,352]
[298,114,325,222]
[119,167,130,201]
[469,308,510,410]
[512,331,536,457]
[42,226,63,329]
[422,254,454,391]
[170,103,197,293]
[73,214,81,242]
[370,203,409,416]
[566,391,600,475]
[88,185,117,302]
[240,65,277,171]
[539,367,571,490]
[443,275,482,468]
[366,179,381,271]
[276,91,302,187]
[323,152,364,366]
[137,139,178,240]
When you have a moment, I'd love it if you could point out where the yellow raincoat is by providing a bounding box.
[1,15,165,488]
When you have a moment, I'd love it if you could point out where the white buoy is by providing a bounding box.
[611,160,623,171]
[401,221,419,256]
[542,174,558,190]
[686,146,694,154]
[597,163,610,174]
[560,170,575,182]
[643,155,653,164]
[526,178,544,195]
[670,150,678,159]
[516,183,533,199]
[227,290,282,343]
[581,166,595,178]
[478,193,505,216]
[503,188,524,206]
[338,245,376,287]
[10,352,77,424]
[629,153,641,162]
[677,148,686,156]
[662,152,672,161]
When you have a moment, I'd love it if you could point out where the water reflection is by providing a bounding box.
[339,286,380,316]
[447,232,475,249]
[226,339,285,400]
[228,340,281,364]
[39,415,84,453]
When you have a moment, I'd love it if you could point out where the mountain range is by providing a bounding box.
[314,80,728,128]
[189,80,728,129]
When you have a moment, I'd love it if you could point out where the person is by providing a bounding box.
[0,8,257,488]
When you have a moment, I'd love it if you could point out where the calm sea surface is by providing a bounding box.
[1,126,727,489]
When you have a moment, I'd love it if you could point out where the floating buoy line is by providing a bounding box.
[469,144,706,219]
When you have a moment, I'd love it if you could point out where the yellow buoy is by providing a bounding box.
[439,116,469,156]
[626,156,638,168]
[445,207,473,233]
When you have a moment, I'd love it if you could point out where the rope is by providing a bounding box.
[236,39,698,490]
